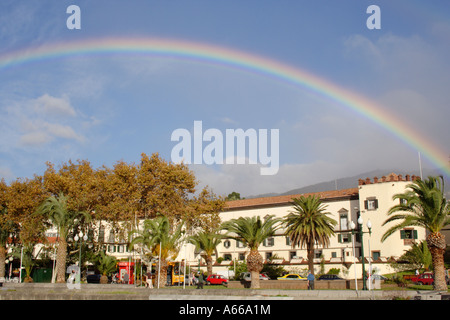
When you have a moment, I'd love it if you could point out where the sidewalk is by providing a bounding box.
[0,282,447,300]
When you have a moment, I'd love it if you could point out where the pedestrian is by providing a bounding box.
[307,271,315,290]
[146,271,153,288]
[123,271,129,284]
[196,271,204,289]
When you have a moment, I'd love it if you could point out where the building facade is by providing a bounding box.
[30,173,428,281]
[201,173,426,278]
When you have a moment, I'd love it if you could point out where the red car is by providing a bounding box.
[206,274,228,285]
[411,273,434,286]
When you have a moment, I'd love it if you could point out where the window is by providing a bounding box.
[331,252,337,258]
[98,226,105,243]
[236,240,244,248]
[340,213,348,230]
[364,198,378,210]
[263,237,274,247]
[400,229,417,239]
[238,253,245,261]
[223,240,231,249]
[265,252,272,260]
[338,233,351,243]
[223,254,232,261]
[372,251,381,260]
[290,251,297,260]
[401,229,417,245]
[285,237,291,246]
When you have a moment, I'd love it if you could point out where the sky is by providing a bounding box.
[0,1,449,198]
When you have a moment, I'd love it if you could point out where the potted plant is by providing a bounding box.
[96,251,117,284]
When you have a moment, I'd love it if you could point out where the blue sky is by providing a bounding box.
[0,1,449,197]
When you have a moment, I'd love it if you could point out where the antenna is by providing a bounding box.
[418,151,423,179]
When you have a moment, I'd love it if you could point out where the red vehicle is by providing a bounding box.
[411,273,434,286]
[206,274,228,285]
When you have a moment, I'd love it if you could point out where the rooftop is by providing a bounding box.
[225,187,359,210]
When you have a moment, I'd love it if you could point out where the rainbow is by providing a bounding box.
[1,37,449,176]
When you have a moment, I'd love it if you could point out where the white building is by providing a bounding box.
[32,172,427,281]
[197,173,426,278]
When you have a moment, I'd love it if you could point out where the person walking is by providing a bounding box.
[196,271,204,289]
[307,271,315,290]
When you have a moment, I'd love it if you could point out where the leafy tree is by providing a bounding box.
[36,193,91,283]
[226,192,242,201]
[129,215,184,287]
[221,215,281,289]
[283,195,337,275]
[188,231,223,276]
[382,176,449,291]
[95,250,117,283]
[399,240,432,272]
[137,153,197,219]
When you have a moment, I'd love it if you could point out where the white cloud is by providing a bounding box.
[33,94,76,117]
[1,94,85,148]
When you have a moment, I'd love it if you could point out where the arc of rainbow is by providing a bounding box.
[1,37,448,177]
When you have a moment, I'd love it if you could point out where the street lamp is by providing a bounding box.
[351,216,372,290]
[74,231,88,284]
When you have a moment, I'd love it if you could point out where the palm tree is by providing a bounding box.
[96,250,117,283]
[129,215,184,287]
[283,195,337,275]
[221,215,281,289]
[35,193,91,283]
[400,240,432,272]
[188,231,223,276]
[382,176,449,291]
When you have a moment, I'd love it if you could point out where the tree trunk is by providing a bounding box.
[247,249,263,289]
[307,239,315,275]
[56,238,67,283]
[427,232,447,291]
[0,245,6,279]
[156,259,168,288]
[206,255,213,276]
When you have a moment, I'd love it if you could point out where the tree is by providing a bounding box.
[283,195,337,275]
[399,240,432,272]
[226,192,242,201]
[95,250,117,284]
[129,215,184,288]
[36,193,91,283]
[188,231,223,276]
[137,153,197,219]
[221,215,281,289]
[4,176,48,281]
[382,176,449,291]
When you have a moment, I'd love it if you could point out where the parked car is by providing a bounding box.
[318,274,344,280]
[277,274,306,280]
[370,274,387,281]
[241,272,270,281]
[87,274,102,283]
[206,274,228,285]
[411,273,434,286]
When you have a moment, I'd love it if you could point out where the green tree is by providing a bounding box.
[95,251,117,283]
[283,195,337,275]
[188,231,223,276]
[382,176,449,291]
[36,193,91,283]
[129,215,184,288]
[400,240,432,272]
[221,215,281,289]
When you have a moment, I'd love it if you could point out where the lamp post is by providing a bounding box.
[351,216,372,290]
[74,231,88,284]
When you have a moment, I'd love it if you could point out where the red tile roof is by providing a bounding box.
[225,187,359,210]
